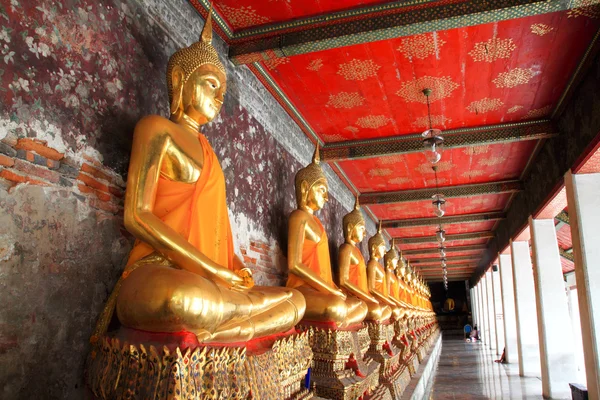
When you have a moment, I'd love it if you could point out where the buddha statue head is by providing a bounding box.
[343,195,365,244]
[398,252,407,277]
[384,239,399,271]
[168,9,227,127]
[295,144,328,212]
[368,221,386,260]
[405,262,413,283]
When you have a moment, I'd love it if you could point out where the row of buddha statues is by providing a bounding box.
[86,10,438,400]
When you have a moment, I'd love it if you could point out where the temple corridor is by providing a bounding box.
[427,339,544,400]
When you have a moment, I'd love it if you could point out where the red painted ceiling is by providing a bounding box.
[262,11,598,141]
[199,1,598,281]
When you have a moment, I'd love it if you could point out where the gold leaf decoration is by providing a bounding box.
[469,38,516,62]
[379,154,404,164]
[396,76,459,103]
[307,59,323,71]
[530,23,554,36]
[522,105,552,119]
[219,5,271,29]
[345,126,359,133]
[326,92,365,109]
[263,57,290,70]
[507,105,524,114]
[461,170,487,178]
[321,133,347,142]
[492,68,536,88]
[389,177,410,185]
[368,168,393,177]
[463,145,491,156]
[478,156,506,166]
[356,115,391,129]
[412,114,451,128]
[337,59,381,81]
[414,160,453,174]
[398,34,446,60]
[425,177,448,186]
[466,98,504,114]
[567,0,600,19]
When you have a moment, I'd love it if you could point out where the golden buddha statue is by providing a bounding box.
[384,240,409,315]
[337,196,390,322]
[287,145,367,328]
[92,12,305,344]
[366,223,399,320]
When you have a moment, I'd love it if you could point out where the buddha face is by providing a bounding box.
[350,222,366,243]
[386,256,398,271]
[175,64,226,125]
[303,179,329,211]
[373,243,385,259]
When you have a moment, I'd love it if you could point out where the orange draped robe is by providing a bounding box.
[124,133,235,272]
[287,216,334,289]
[374,262,388,297]
[348,246,369,292]
[388,271,401,302]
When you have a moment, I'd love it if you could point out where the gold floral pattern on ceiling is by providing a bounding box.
[397,34,446,60]
[344,126,359,133]
[337,59,381,81]
[356,114,391,129]
[307,59,323,71]
[461,170,487,178]
[396,76,459,103]
[218,5,271,29]
[466,98,504,114]
[368,168,393,177]
[507,105,524,113]
[379,154,404,164]
[425,177,448,186]
[567,0,600,19]
[530,23,554,36]
[469,38,516,62]
[411,114,451,128]
[321,133,347,142]
[463,145,491,156]
[414,160,453,174]
[492,68,537,88]
[263,57,290,70]
[326,92,365,109]
[478,156,507,166]
[389,176,410,185]
[522,105,552,119]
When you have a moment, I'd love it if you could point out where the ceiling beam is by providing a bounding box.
[411,256,480,265]
[402,244,487,256]
[359,180,523,205]
[321,121,557,162]
[396,231,494,244]
[229,0,576,64]
[361,180,523,205]
[415,265,477,271]
[384,212,505,229]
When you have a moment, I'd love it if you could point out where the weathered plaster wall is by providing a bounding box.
[0,0,374,398]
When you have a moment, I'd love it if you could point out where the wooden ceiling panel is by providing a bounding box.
[387,220,496,238]
[398,238,490,251]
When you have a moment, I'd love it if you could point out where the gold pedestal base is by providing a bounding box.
[86,332,313,400]
[363,321,407,399]
[299,324,380,400]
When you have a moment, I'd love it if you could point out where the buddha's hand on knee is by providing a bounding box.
[233,268,254,290]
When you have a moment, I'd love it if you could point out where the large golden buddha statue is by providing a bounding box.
[287,146,367,328]
[337,197,390,323]
[92,12,305,344]
[366,223,399,320]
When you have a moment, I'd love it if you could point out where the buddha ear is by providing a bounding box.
[170,65,185,115]
[300,180,309,199]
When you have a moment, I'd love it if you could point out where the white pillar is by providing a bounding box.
[485,270,497,351]
[474,284,483,341]
[480,276,490,345]
[565,170,600,399]
[530,217,578,399]
[477,283,485,342]
[492,267,505,356]
[511,240,541,377]
[470,287,477,327]
[499,253,519,364]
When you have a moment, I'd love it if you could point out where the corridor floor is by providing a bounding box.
[427,339,544,399]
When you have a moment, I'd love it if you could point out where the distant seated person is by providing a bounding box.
[464,324,472,340]
[470,325,479,341]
